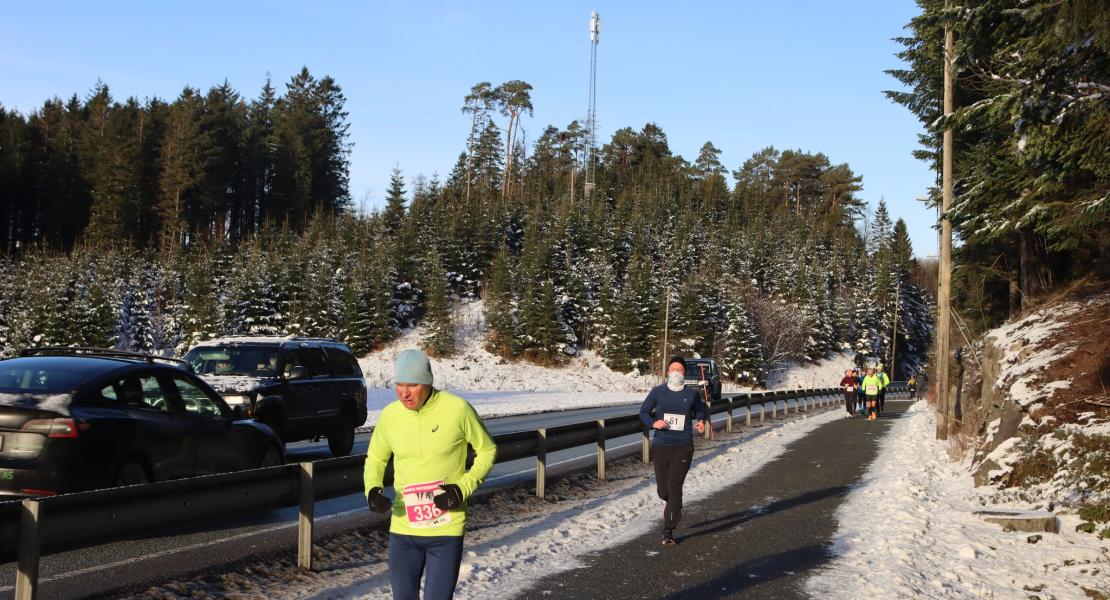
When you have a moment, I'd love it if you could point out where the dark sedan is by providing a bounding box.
[0,348,284,498]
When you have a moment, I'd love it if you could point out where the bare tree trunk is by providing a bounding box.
[502,112,517,199]
[1019,228,1050,311]
[1008,254,1021,319]
[465,112,479,204]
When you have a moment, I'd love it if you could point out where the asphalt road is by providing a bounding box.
[0,395,819,599]
[515,399,909,600]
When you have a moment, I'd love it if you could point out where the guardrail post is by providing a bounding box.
[771,399,777,420]
[596,419,606,481]
[536,428,547,499]
[642,427,651,464]
[802,395,809,413]
[298,462,315,571]
[725,398,734,433]
[15,499,41,600]
[745,398,752,427]
[704,399,713,440]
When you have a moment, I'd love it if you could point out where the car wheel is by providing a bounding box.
[328,411,355,456]
[258,444,284,468]
[114,458,150,487]
[259,414,284,442]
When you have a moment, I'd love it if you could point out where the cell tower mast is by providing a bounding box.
[584,10,600,201]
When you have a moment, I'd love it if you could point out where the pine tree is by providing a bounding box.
[720,293,763,384]
[224,246,283,336]
[342,260,376,356]
[421,248,455,357]
[382,166,407,231]
[484,244,518,356]
[118,264,158,353]
[891,218,915,284]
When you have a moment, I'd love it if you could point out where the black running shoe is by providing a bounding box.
[662,529,676,545]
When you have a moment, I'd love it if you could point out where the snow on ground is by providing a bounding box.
[806,401,1110,600]
[970,293,1109,505]
[128,394,847,599]
[358,300,858,427]
[985,298,1086,408]
[424,411,843,600]
[757,352,857,392]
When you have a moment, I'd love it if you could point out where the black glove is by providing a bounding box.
[367,487,392,513]
[433,483,463,511]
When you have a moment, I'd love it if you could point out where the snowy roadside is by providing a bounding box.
[357,301,859,428]
[127,401,844,599]
[805,401,1110,600]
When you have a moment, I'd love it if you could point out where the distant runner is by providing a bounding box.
[876,364,891,415]
[639,355,707,545]
[862,367,881,421]
[840,369,858,418]
[364,349,497,600]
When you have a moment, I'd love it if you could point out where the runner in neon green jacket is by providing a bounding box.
[862,368,882,420]
[363,349,498,599]
[363,386,497,537]
[876,367,891,414]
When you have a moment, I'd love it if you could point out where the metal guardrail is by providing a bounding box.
[3,384,906,599]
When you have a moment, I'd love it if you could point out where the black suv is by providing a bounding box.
[684,357,722,403]
[0,348,284,498]
[183,337,367,456]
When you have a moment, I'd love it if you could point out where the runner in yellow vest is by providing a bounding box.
[861,367,882,421]
[875,365,891,415]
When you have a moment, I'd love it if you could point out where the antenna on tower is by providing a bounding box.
[584,10,600,201]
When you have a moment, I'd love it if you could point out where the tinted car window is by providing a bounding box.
[301,348,329,377]
[172,376,226,418]
[116,375,171,412]
[0,363,89,392]
[325,347,356,376]
[99,383,120,402]
[184,346,279,377]
[347,355,363,378]
[283,350,302,377]
[685,362,715,378]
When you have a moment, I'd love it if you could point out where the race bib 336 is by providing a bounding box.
[402,480,453,529]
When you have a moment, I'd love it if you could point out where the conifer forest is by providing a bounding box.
[2,68,942,382]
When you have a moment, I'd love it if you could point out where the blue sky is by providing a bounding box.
[1,1,938,256]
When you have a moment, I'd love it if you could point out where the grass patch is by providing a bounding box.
[1008,444,1058,488]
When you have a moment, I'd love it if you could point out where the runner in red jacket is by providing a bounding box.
[839,369,859,418]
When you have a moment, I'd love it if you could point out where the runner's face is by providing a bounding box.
[396,383,432,410]
[667,363,685,376]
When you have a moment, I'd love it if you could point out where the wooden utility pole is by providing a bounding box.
[937,5,955,440]
[890,283,900,378]
[661,290,670,383]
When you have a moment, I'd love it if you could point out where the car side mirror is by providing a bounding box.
[286,365,308,381]
[231,405,249,420]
